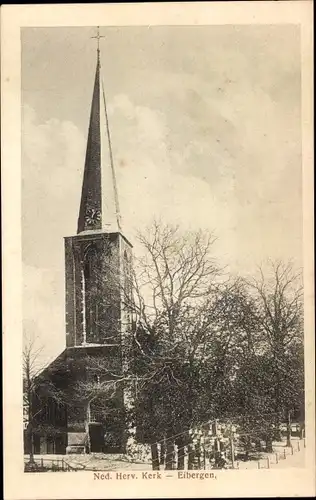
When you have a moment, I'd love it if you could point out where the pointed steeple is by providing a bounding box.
[77,35,121,234]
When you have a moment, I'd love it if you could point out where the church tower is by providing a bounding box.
[64,42,132,350]
[63,35,133,453]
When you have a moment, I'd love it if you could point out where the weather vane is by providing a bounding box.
[91,26,105,57]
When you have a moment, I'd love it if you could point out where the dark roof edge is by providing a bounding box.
[63,231,133,248]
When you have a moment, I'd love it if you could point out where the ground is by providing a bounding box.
[26,453,152,471]
[25,437,305,471]
[236,437,305,470]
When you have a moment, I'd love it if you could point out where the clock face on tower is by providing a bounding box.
[85,208,101,227]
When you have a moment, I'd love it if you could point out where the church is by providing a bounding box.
[29,38,134,455]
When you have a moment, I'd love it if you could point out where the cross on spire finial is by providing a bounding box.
[91,26,105,60]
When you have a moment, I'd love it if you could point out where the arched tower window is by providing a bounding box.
[122,249,133,331]
[83,245,99,343]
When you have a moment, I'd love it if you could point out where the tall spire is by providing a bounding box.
[77,28,121,234]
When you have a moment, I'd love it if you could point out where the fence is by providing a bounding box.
[249,438,304,470]
[24,457,77,472]
[146,426,306,471]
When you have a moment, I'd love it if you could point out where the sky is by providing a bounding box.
[21,25,302,365]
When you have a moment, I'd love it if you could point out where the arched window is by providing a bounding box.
[83,246,99,343]
[122,249,132,329]
[123,249,130,278]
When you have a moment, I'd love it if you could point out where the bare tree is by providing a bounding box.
[121,221,224,468]
[23,335,44,465]
[23,336,65,466]
[71,353,134,452]
[245,260,304,448]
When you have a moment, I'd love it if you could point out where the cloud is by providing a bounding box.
[108,92,302,271]
[22,104,86,268]
[109,94,232,235]
[23,263,65,366]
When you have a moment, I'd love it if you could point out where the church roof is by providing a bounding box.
[77,48,121,235]
[35,345,122,378]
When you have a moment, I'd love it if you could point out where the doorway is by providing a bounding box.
[46,436,55,454]
[89,424,105,452]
